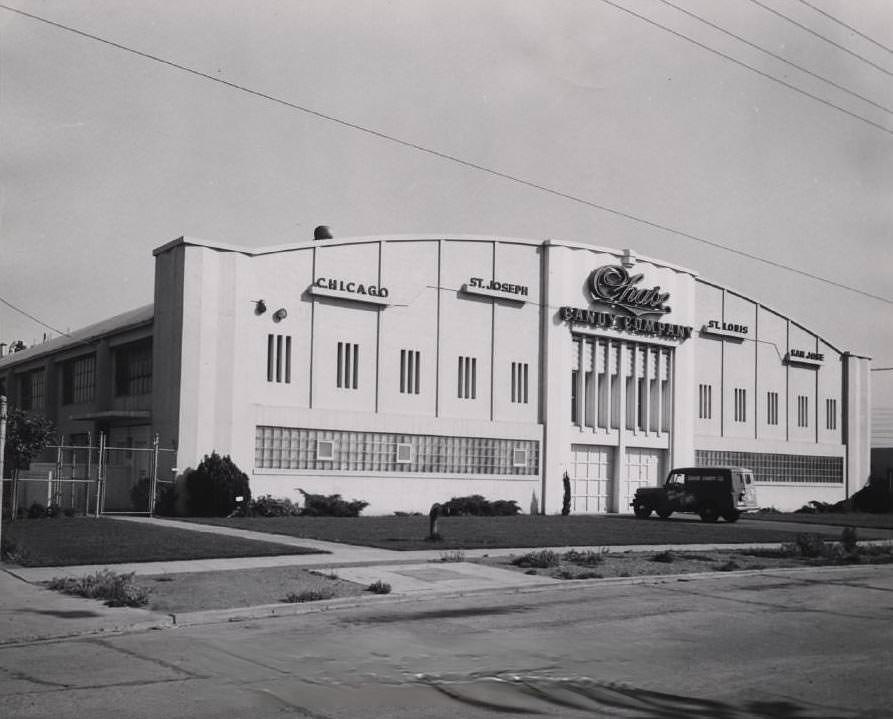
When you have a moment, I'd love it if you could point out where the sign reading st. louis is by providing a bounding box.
[560,265,693,340]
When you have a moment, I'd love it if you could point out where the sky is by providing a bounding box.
[1,0,891,413]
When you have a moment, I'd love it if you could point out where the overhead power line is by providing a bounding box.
[795,0,893,56]
[1,3,892,308]
[656,0,893,117]
[596,0,892,135]
[747,0,893,78]
[0,295,71,338]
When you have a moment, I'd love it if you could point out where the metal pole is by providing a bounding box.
[0,396,7,544]
[149,433,159,516]
[85,431,92,516]
[95,432,105,517]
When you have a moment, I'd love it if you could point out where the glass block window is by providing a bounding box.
[797,395,809,428]
[698,384,712,419]
[733,388,747,423]
[337,342,359,389]
[62,355,96,404]
[255,426,539,475]
[695,449,842,484]
[767,391,779,426]
[400,349,420,394]
[20,369,46,410]
[826,398,837,430]
[267,334,292,383]
[511,361,529,404]
[114,339,152,396]
[458,356,477,399]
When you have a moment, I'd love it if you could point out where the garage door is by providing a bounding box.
[570,444,614,513]
[623,448,665,513]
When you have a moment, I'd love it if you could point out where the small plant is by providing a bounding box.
[249,494,301,517]
[651,550,675,563]
[553,567,603,580]
[511,550,559,568]
[782,533,828,558]
[27,501,47,519]
[561,472,571,516]
[715,559,741,572]
[284,586,336,603]
[840,527,859,554]
[439,494,520,516]
[562,549,605,566]
[367,580,392,594]
[47,570,149,607]
[310,569,340,580]
[438,550,466,563]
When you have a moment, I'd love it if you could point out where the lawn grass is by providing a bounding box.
[742,512,893,530]
[2,517,326,567]
[182,514,890,550]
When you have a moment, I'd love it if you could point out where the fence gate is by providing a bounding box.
[8,432,176,517]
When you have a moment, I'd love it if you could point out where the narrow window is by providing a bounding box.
[336,342,359,389]
[267,335,275,382]
[571,369,578,422]
[511,362,529,404]
[285,336,292,383]
[400,349,421,394]
[734,388,747,422]
[826,398,837,430]
[698,383,712,419]
[266,335,292,384]
[797,395,809,427]
[458,356,477,399]
[767,391,779,425]
[276,335,283,382]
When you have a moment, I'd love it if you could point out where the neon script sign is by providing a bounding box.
[589,265,670,318]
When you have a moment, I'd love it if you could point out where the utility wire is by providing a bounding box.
[1,3,892,308]
[596,0,892,135]
[0,295,71,338]
[795,0,893,57]
[747,0,893,78]
[656,0,893,116]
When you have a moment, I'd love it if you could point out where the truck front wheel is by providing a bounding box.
[633,503,652,519]
[699,504,719,523]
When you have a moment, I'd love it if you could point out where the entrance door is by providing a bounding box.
[623,447,665,513]
[570,444,614,513]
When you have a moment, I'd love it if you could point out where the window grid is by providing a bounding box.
[733,388,746,423]
[114,340,152,396]
[695,450,842,484]
[458,356,477,399]
[255,426,539,475]
[767,391,779,426]
[400,349,421,394]
[62,355,96,404]
[20,369,46,410]
[826,398,837,430]
[337,342,359,389]
[511,361,529,404]
[698,384,712,419]
[797,395,809,427]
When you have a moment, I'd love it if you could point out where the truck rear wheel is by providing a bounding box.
[699,504,719,523]
[656,507,673,519]
[633,503,652,519]
[723,511,741,523]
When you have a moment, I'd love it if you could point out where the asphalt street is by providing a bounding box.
[2,563,891,718]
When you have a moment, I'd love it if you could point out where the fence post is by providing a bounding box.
[95,432,105,517]
[149,433,159,516]
[86,432,93,516]
[0,396,7,542]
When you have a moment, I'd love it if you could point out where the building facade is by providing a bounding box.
[0,234,871,514]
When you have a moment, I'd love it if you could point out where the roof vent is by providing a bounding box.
[314,225,333,240]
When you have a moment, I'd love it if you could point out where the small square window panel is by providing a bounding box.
[396,443,413,464]
[316,440,335,461]
[512,449,528,467]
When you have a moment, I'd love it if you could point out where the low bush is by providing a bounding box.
[367,580,392,594]
[298,490,368,517]
[783,533,828,558]
[511,550,559,568]
[553,567,602,580]
[651,550,675,563]
[440,494,521,516]
[562,549,605,566]
[130,478,178,515]
[27,501,47,519]
[715,559,741,572]
[284,586,336,603]
[438,550,466,563]
[250,495,301,517]
[47,570,149,607]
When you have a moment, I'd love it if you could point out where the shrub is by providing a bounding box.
[840,527,859,554]
[298,490,368,517]
[440,494,520,516]
[562,549,605,566]
[47,570,149,607]
[284,586,336,603]
[553,567,602,580]
[27,501,47,519]
[130,477,178,516]
[367,580,392,594]
[562,473,571,516]
[250,495,301,517]
[511,550,559,568]
[715,559,741,572]
[438,550,466,563]
[184,452,251,517]
[651,550,674,563]
[783,533,828,558]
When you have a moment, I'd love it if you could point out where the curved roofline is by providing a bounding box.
[153,234,698,276]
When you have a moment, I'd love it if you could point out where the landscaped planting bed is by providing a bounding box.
[742,512,893,530]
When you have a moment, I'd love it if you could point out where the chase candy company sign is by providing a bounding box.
[560,265,693,340]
